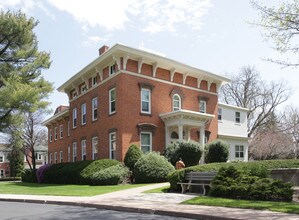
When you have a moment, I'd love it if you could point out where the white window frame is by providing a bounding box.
[73,108,77,128]
[49,129,53,142]
[92,76,97,86]
[49,153,53,163]
[199,100,207,113]
[81,103,87,125]
[67,145,70,162]
[59,125,63,139]
[92,97,98,121]
[109,88,116,115]
[218,108,222,121]
[54,152,57,163]
[0,155,4,163]
[109,63,116,75]
[109,132,116,159]
[81,139,87,160]
[81,84,87,93]
[0,169,4,178]
[92,136,98,160]
[73,142,77,162]
[235,111,241,123]
[235,145,244,159]
[54,127,57,140]
[141,88,151,114]
[140,132,152,154]
[60,150,63,163]
[173,94,181,111]
[67,121,70,136]
[72,91,77,99]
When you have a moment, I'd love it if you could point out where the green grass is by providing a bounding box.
[183,196,299,214]
[0,182,149,196]
[144,186,170,193]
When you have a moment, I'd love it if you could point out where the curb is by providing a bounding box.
[0,198,239,220]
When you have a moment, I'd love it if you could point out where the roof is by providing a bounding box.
[42,107,69,126]
[218,102,250,112]
[58,43,230,93]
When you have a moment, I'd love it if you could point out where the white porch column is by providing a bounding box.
[165,126,170,146]
[178,124,183,141]
[186,127,191,142]
[199,125,205,164]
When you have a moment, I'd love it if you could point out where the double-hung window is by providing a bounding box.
[92,97,98,121]
[199,100,207,113]
[67,145,71,162]
[109,64,116,75]
[0,155,4,163]
[81,103,86,125]
[49,153,53,164]
[235,112,240,123]
[67,121,70,136]
[218,108,222,121]
[60,150,63,163]
[92,76,97,86]
[140,132,152,154]
[81,139,87,160]
[54,152,57,163]
[235,145,244,159]
[109,88,116,114]
[73,142,77,162]
[49,129,53,142]
[59,125,63,139]
[73,108,77,128]
[173,94,181,111]
[109,132,116,159]
[54,127,57,140]
[141,88,151,114]
[81,85,87,93]
[92,136,98,160]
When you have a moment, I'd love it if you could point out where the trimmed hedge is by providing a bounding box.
[43,159,120,184]
[205,140,229,163]
[168,159,299,191]
[134,152,175,183]
[22,169,37,183]
[209,166,294,202]
[91,164,131,185]
[0,177,21,181]
[124,144,143,171]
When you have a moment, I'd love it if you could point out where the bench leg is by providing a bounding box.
[202,185,206,195]
[181,184,187,193]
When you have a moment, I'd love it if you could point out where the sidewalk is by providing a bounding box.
[0,183,298,220]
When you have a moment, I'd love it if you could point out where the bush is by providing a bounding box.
[205,140,229,163]
[134,152,175,183]
[36,164,52,183]
[0,177,21,181]
[43,159,121,184]
[209,166,294,202]
[91,164,131,185]
[164,141,202,167]
[124,144,143,170]
[21,169,37,183]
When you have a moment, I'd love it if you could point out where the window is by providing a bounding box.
[92,136,98,160]
[109,88,116,114]
[92,76,97,86]
[73,108,77,128]
[81,139,87,160]
[235,111,240,123]
[141,88,151,114]
[72,91,77,99]
[54,127,57,140]
[67,145,70,162]
[81,85,87,93]
[0,155,4,163]
[59,125,63,139]
[54,152,57,163]
[60,150,63,163]
[218,108,222,121]
[92,97,98,121]
[109,132,116,159]
[81,103,86,125]
[49,153,53,164]
[109,64,116,75]
[0,170,4,178]
[35,153,42,160]
[73,142,77,162]
[235,145,244,159]
[173,94,181,111]
[140,132,152,154]
[49,129,53,142]
[67,121,70,136]
[199,100,206,113]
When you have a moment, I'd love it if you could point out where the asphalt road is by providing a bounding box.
[0,201,193,220]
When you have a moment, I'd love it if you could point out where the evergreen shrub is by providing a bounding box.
[205,140,229,163]
[21,169,37,183]
[124,144,143,171]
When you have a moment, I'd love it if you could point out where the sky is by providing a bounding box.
[1,0,298,115]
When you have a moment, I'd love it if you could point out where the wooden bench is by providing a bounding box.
[178,172,217,195]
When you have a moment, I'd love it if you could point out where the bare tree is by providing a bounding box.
[251,1,299,67]
[219,66,291,137]
[22,110,48,170]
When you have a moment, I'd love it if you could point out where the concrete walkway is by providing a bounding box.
[0,183,298,220]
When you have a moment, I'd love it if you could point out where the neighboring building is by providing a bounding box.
[43,44,248,163]
[0,144,10,178]
[217,103,249,161]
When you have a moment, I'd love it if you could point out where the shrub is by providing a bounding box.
[164,141,202,167]
[36,164,52,183]
[205,140,229,163]
[209,166,294,202]
[21,169,37,183]
[43,159,121,184]
[91,164,131,185]
[134,152,175,183]
[124,144,143,170]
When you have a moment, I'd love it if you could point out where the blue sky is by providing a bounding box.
[1,0,298,113]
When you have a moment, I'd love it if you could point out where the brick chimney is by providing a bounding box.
[99,45,109,56]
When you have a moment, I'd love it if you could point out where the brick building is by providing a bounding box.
[43,44,248,164]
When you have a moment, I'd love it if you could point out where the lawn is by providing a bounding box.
[183,196,299,214]
[0,182,149,196]
[144,186,170,193]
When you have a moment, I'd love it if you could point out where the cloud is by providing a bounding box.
[82,36,109,47]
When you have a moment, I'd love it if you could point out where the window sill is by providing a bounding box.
[234,123,241,126]
[109,112,116,117]
[140,112,152,117]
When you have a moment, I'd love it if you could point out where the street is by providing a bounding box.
[0,201,192,220]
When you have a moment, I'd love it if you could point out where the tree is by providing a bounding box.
[251,1,299,67]
[205,140,229,163]
[0,10,53,131]
[22,110,48,170]
[219,66,291,137]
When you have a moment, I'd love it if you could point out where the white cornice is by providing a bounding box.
[42,109,69,126]
[218,102,249,112]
